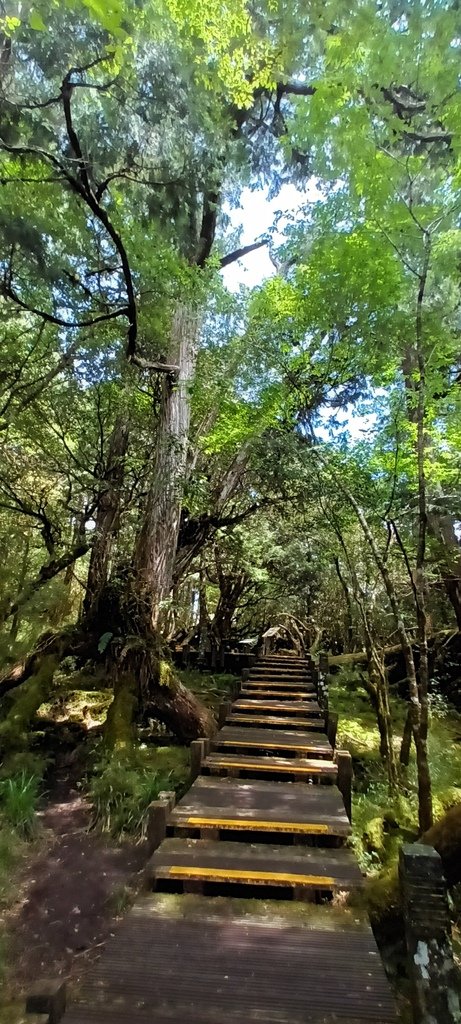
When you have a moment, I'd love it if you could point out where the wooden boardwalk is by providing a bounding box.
[62,654,398,1024]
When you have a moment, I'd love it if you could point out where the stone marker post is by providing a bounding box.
[317,652,329,712]
[399,843,461,1024]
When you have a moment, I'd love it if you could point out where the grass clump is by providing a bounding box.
[89,744,188,838]
[0,771,40,838]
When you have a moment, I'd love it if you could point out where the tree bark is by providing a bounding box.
[83,412,130,619]
[428,513,461,629]
[134,303,200,626]
[334,556,354,652]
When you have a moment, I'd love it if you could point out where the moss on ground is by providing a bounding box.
[176,668,238,710]
[330,670,461,876]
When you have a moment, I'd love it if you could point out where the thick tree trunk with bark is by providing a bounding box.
[83,412,130,619]
[133,304,199,626]
[428,512,461,629]
[334,556,354,652]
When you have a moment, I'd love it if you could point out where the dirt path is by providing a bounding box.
[4,783,146,998]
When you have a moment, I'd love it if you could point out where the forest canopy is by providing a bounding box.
[1,0,461,838]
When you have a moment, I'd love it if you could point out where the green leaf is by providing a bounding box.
[29,10,47,31]
[98,631,113,654]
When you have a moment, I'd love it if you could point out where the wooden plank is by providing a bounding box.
[203,752,337,778]
[169,776,351,837]
[234,700,322,715]
[61,894,397,1024]
[240,688,312,699]
[216,726,332,756]
[150,838,363,889]
[225,714,325,729]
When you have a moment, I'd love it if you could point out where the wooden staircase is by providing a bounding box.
[61,652,398,1024]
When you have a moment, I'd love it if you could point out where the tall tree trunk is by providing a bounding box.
[319,458,423,803]
[9,531,30,641]
[334,556,354,652]
[331,523,398,791]
[427,513,461,629]
[197,552,210,664]
[83,412,130,619]
[412,233,433,832]
[134,304,200,625]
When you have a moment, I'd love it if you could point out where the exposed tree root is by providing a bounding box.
[1,573,216,745]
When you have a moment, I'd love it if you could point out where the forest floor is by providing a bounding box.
[0,667,236,1022]
[1,782,145,1021]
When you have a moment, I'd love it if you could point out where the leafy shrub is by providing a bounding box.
[0,771,40,837]
[89,747,188,837]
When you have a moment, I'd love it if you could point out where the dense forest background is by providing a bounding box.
[1,0,461,1001]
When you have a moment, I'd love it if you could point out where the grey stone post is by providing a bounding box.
[399,843,461,1024]
[318,652,329,711]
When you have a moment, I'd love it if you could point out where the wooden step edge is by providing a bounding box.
[170,815,350,836]
[154,864,348,889]
[225,715,325,729]
[203,756,337,777]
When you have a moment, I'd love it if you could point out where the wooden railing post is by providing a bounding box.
[190,738,206,782]
[399,843,461,1024]
[218,700,232,727]
[326,711,338,749]
[146,795,171,853]
[335,749,352,822]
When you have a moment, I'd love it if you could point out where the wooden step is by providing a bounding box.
[259,657,311,665]
[216,726,333,757]
[240,688,312,699]
[150,838,362,896]
[62,892,398,1024]
[226,714,325,730]
[242,684,315,692]
[234,699,323,716]
[168,776,351,841]
[250,668,312,676]
[202,752,337,782]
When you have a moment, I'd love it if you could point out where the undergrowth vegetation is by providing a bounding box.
[86,669,236,837]
[89,746,189,837]
[331,669,461,876]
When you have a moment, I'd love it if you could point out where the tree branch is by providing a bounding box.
[0,541,91,628]
[220,237,269,268]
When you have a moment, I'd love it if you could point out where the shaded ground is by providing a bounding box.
[3,781,146,1000]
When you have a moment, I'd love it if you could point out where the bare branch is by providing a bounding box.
[220,237,269,268]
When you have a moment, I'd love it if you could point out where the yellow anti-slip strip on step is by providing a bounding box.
[167,865,336,886]
[182,816,331,834]
[208,759,329,773]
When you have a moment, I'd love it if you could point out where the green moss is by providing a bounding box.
[330,669,461,881]
[0,655,58,752]
[177,668,238,709]
[104,674,137,754]
[38,687,112,726]
[159,660,175,688]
